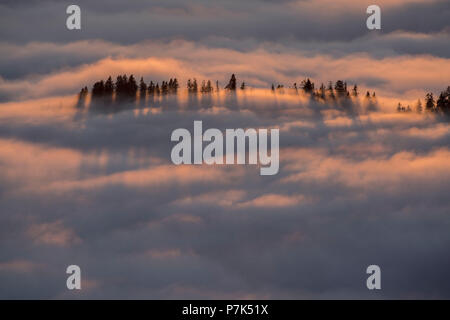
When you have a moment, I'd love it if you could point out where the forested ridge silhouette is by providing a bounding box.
[77,74,450,115]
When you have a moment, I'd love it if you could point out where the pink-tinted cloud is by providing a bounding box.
[27,221,81,247]
[1,40,449,102]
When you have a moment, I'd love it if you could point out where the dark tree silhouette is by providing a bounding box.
[352,85,358,97]
[79,86,88,97]
[327,81,335,99]
[436,87,450,114]
[114,74,137,99]
[139,77,147,95]
[397,102,408,112]
[171,78,179,93]
[76,86,88,107]
[187,78,198,93]
[200,80,213,93]
[425,93,435,112]
[79,73,449,119]
[128,75,138,97]
[206,80,213,93]
[104,76,114,96]
[147,81,155,95]
[161,81,169,94]
[319,83,326,99]
[92,80,105,97]
[115,75,126,98]
[334,80,347,97]
[415,99,423,113]
[301,78,314,94]
[200,80,206,93]
[225,74,237,90]
[193,79,198,92]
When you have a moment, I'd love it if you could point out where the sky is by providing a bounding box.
[0,0,449,299]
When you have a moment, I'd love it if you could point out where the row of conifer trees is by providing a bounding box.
[78,74,449,114]
[87,75,180,99]
[81,74,240,100]
[397,87,450,114]
[80,74,375,101]
[271,79,376,101]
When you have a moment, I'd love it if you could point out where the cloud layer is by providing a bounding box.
[0,0,449,299]
[0,90,450,298]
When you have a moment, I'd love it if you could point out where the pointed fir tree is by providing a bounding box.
[225,74,237,90]
[425,93,435,112]
[352,85,358,97]
[415,99,423,113]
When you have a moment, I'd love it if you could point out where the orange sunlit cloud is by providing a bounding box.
[1,40,449,104]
